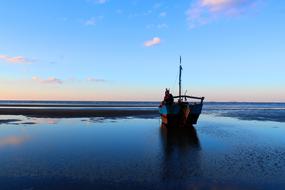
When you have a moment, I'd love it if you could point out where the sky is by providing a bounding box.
[0,0,284,102]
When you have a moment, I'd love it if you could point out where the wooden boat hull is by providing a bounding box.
[159,102,203,127]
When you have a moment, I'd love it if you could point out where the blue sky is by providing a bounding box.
[0,0,284,101]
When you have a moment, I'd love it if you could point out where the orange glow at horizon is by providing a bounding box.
[1,85,285,102]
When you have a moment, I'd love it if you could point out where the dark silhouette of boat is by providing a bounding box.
[158,57,204,127]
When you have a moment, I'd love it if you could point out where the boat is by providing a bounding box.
[158,56,204,127]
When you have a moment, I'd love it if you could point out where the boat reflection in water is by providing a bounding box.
[160,125,201,182]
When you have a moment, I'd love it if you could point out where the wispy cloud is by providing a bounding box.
[186,0,260,28]
[146,24,168,30]
[129,3,166,18]
[159,12,167,17]
[87,0,108,4]
[96,0,108,4]
[144,37,161,47]
[87,77,107,82]
[157,23,168,29]
[32,76,62,84]
[83,16,103,26]
[0,54,33,64]
[84,17,97,26]
[116,9,123,14]
[153,3,162,9]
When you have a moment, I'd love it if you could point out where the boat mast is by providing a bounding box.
[179,56,182,101]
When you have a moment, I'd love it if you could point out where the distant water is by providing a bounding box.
[204,102,285,110]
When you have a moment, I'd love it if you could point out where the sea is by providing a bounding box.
[0,101,285,190]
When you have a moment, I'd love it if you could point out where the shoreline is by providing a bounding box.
[0,108,158,118]
[1,104,285,122]
[0,104,158,108]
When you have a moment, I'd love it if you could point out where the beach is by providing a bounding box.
[0,102,285,190]
[0,108,157,118]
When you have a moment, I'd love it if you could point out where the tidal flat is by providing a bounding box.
[0,109,285,190]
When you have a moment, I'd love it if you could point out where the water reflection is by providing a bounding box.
[160,125,202,180]
[0,135,29,148]
[29,117,60,125]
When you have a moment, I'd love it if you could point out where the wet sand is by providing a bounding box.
[0,104,156,107]
[217,109,285,122]
[0,108,157,118]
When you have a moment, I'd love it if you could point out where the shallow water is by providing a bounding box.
[0,114,285,190]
